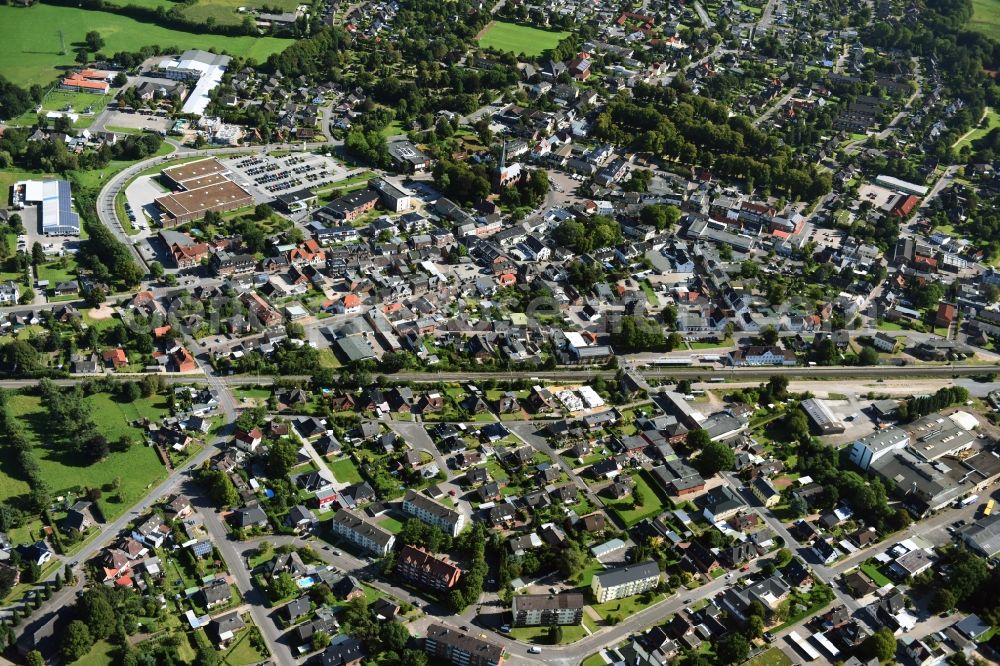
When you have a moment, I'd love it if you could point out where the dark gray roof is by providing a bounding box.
[593,561,660,588]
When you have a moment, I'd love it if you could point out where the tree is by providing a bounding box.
[775,548,793,567]
[380,620,410,651]
[747,615,765,639]
[783,409,811,442]
[268,438,298,477]
[61,620,93,661]
[696,439,735,476]
[312,630,332,651]
[272,572,298,600]
[84,434,110,463]
[75,48,89,65]
[149,261,164,279]
[859,345,880,366]
[715,633,749,664]
[81,590,116,639]
[548,625,564,644]
[119,381,140,403]
[30,242,44,266]
[209,471,239,507]
[861,627,897,662]
[685,428,710,451]
[85,285,106,308]
[401,650,428,666]
[25,651,44,666]
[559,541,587,581]
[196,645,220,666]
[929,587,957,614]
[0,563,17,598]
[85,31,105,52]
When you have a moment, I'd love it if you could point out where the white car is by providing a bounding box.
[528,647,542,654]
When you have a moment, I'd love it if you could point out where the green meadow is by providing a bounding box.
[0,4,292,88]
[477,21,569,57]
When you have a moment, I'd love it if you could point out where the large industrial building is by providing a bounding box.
[12,179,80,236]
[800,398,846,435]
[159,50,231,116]
[154,159,254,226]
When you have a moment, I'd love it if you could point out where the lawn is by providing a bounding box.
[605,471,668,527]
[0,4,292,87]
[860,563,892,587]
[970,0,1000,40]
[0,169,56,196]
[591,591,669,620]
[582,654,608,666]
[36,258,78,286]
[329,457,363,484]
[954,107,1000,151]
[477,21,570,57]
[508,624,588,645]
[219,626,267,666]
[4,392,169,520]
[641,280,660,306]
[745,647,793,666]
[74,639,117,666]
[378,515,404,533]
[70,142,175,191]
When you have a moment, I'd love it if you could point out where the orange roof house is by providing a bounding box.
[171,346,197,372]
[102,348,128,369]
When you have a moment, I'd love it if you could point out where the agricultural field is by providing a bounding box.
[477,21,569,57]
[970,0,1000,40]
[0,4,292,88]
[2,391,170,520]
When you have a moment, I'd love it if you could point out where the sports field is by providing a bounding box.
[10,89,113,129]
[477,21,570,56]
[970,0,1000,40]
[0,4,292,88]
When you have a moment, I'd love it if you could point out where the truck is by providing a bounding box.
[959,494,980,508]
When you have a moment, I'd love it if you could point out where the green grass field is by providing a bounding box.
[605,471,668,527]
[860,563,892,587]
[3,392,169,520]
[329,457,363,484]
[745,648,793,666]
[477,21,569,56]
[180,0,300,25]
[954,107,1000,151]
[970,0,1000,40]
[9,90,113,129]
[0,4,292,87]
[508,624,588,645]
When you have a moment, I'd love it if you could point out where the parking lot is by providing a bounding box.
[101,110,171,133]
[221,152,346,200]
[123,175,169,235]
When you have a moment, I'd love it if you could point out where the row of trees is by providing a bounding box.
[0,390,51,513]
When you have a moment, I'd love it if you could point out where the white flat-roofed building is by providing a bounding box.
[591,561,660,603]
[159,50,231,116]
[14,180,80,236]
[848,427,909,470]
[875,174,929,197]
